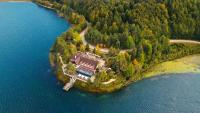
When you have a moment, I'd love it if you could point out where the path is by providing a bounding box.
[102,79,116,85]
[81,28,200,54]
[80,27,109,54]
[170,39,200,45]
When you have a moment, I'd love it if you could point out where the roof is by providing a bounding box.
[71,52,99,70]
[70,52,105,77]
[70,52,81,62]
[78,56,98,70]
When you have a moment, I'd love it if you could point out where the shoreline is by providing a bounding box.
[144,54,200,79]
[35,2,55,10]
[35,1,200,93]
[50,52,200,93]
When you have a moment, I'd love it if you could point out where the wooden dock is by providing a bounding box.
[63,77,76,91]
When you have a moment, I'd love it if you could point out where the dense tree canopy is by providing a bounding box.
[44,0,200,89]
[66,0,199,45]
[38,0,200,48]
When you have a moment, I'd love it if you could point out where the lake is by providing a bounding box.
[0,2,200,113]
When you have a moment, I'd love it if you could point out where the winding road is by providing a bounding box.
[80,28,200,54]
[80,28,109,53]
[170,39,200,44]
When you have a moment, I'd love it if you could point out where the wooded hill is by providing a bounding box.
[44,0,200,74]
[41,0,200,92]
[62,0,200,48]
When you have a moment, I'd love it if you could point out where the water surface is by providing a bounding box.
[0,2,200,113]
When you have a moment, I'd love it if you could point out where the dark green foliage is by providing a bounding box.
[85,29,102,45]
[125,63,135,79]
[166,0,200,40]
[66,62,76,75]
[85,44,90,51]
[45,0,200,84]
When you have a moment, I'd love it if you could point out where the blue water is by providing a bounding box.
[0,2,200,113]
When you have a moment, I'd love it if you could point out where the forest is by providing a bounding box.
[38,0,200,92]
[67,0,200,48]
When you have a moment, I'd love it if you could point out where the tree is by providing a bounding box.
[116,39,120,48]
[136,43,145,66]
[69,43,77,55]
[143,40,152,61]
[117,53,128,72]
[126,35,135,49]
[125,63,135,79]
[133,59,142,73]
[109,47,119,56]
[85,43,90,51]
[136,42,144,62]
[66,62,76,75]
[94,44,101,55]
[79,44,85,52]
[85,29,102,45]
[66,28,81,44]
[95,70,109,82]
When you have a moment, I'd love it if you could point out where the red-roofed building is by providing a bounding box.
[70,52,105,78]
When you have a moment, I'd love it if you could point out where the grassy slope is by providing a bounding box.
[144,54,200,78]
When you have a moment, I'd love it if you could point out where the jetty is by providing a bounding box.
[63,76,76,91]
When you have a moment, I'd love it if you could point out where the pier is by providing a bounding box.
[63,76,76,91]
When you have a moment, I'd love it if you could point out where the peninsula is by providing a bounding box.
[35,0,200,93]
